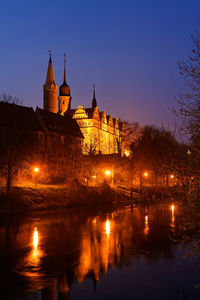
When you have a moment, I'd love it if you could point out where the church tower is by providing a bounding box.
[43,52,57,114]
[58,54,71,115]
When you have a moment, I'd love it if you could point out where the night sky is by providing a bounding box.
[0,0,199,129]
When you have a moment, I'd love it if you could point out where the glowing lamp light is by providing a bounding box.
[170,174,174,179]
[125,150,130,157]
[144,172,148,177]
[92,218,96,224]
[34,167,39,173]
[105,170,111,176]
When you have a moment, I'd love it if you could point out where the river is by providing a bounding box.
[0,203,200,299]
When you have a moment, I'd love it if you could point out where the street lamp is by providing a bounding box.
[124,150,130,157]
[34,167,39,173]
[144,172,148,177]
[33,166,40,186]
[105,170,114,185]
[105,170,111,176]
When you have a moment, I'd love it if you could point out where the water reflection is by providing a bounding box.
[33,227,38,250]
[11,224,46,293]
[0,203,191,299]
[105,219,111,236]
[144,215,149,235]
[171,204,175,227]
[29,227,43,271]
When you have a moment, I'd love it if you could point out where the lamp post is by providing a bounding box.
[105,169,114,185]
[105,170,111,176]
[33,166,40,186]
[142,171,149,188]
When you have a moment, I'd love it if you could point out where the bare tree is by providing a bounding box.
[175,31,200,147]
[0,128,38,195]
[131,126,181,187]
[0,96,37,198]
[84,138,99,155]
[0,93,23,105]
[116,121,142,156]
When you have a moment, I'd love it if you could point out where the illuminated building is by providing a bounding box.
[43,54,124,155]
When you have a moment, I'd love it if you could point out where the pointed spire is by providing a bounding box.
[63,53,67,83]
[43,51,57,114]
[59,53,71,97]
[49,50,52,62]
[45,50,55,85]
[93,83,96,99]
[92,84,97,109]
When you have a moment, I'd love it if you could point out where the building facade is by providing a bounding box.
[70,105,123,154]
[0,101,83,183]
[43,54,124,155]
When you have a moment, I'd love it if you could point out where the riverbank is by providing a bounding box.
[0,182,190,212]
[0,181,131,211]
[133,186,188,202]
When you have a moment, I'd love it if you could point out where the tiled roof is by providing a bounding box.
[0,101,43,131]
[36,108,83,138]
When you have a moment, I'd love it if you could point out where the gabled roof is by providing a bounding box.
[67,106,123,131]
[36,108,83,138]
[69,107,95,119]
[0,101,43,131]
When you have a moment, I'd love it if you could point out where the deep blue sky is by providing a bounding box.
[0,0,199,128]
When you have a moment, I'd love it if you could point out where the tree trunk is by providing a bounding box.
[139,172,143,191]
[129,159,134,198]
[6,160,11,196]
[166,174,169,187]
[154,173,158,187]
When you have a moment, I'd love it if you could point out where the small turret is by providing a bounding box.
[58,54,71,115]
[43,52,57,114]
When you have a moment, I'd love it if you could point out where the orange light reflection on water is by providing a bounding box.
[15,225,44,291]
[74,216,117,282]
[106,219,110,236]
[171,204,175,227]
[29,227,42,269]
[144,215,149,235]
[33,227,38,250]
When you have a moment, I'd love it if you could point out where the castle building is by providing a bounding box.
[43,55,124,155]
[0,100,83,183]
